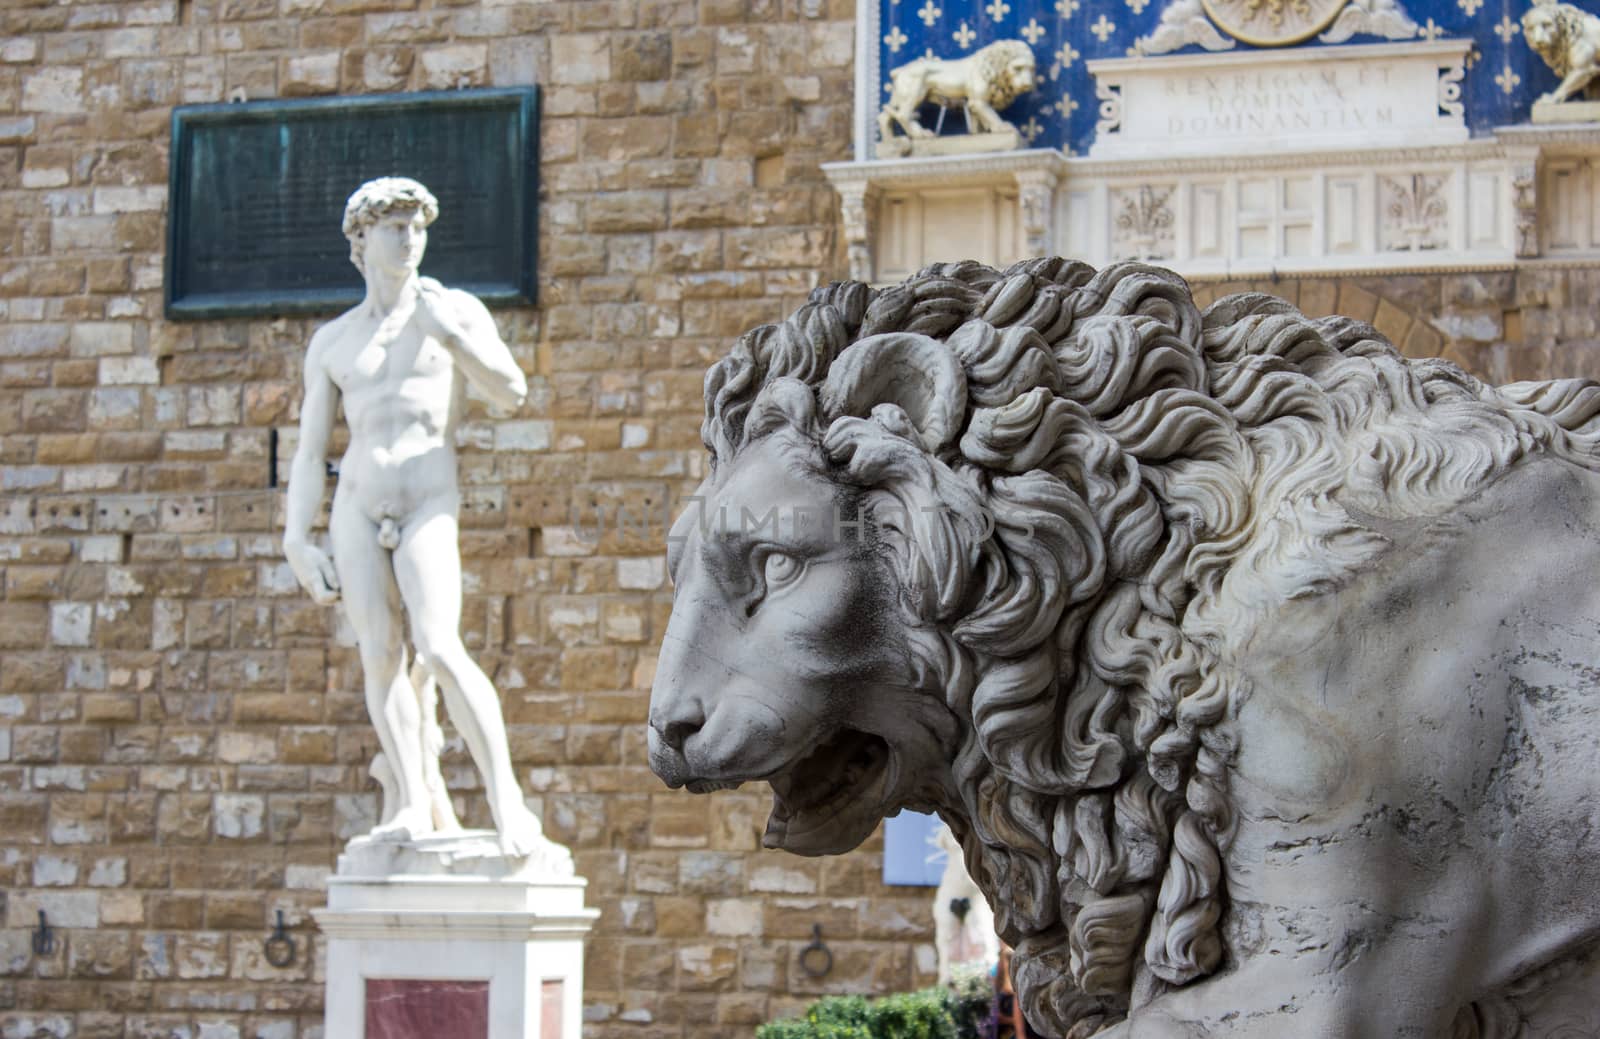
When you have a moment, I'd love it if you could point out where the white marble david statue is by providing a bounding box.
[284,177,559,863]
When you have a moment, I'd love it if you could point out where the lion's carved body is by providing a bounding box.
[878,40,1037,142]
[1523,0,1600,104]
[647,258,1600,1037]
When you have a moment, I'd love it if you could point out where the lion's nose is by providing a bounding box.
[649,697,706,755]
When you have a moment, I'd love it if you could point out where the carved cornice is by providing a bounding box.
[1087,36,1470,75]
[1495,124,1600,152]
[822,149,1069,189]
[1063,140,1510,178]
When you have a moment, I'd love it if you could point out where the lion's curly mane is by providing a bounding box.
[1526,3,1594,78]
[698,259,1600,1037]
[971,40,1036,110]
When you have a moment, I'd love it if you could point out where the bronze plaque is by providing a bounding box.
[165,87,539,320]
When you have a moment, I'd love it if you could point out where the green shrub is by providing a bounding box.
[944,964,995,1039]
[757,985,982,1039]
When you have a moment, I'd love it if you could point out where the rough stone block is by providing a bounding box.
[551,34,610,84]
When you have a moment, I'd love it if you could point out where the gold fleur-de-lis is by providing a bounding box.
[1021,116,1044,142]
[954,20,978,48]
[985,0,1011,22]
[1054,95,1079,117]
[1021,17,1047,43]
[918,0,942,27]
[884,25,910,52]
[1418,17,1443,39]
[1126,0,1149,13]
[1091,13,1116,41]
[1457,0,1483,16]
[1056,0,1080,18]
[1494,64,1520,94]
[1055,41,1080,67]
[1493,14,1520,42]
[1465,46,1482,69]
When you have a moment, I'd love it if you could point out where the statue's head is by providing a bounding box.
[982,40,1037,106]
[341,176,440,276]
[1523,6,1558,51]
[1005,47,1037,93]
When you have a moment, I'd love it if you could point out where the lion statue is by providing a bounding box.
[878,40,1037,146]
[1523,0,1600,104]
[647,257,1600,1037]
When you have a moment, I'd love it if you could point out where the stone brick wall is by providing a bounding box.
[4,2,1600,1037]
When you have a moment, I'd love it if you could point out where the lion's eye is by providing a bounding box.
[763,551,803,589]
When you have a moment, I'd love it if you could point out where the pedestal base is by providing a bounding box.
[878,129,1024,157]
[1531,99,1600,124]
[314,831,598,1039]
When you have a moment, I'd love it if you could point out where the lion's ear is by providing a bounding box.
[820,332,969,453]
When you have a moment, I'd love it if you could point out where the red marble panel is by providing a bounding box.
[541,978,564,1038]
[365,978,490,1039]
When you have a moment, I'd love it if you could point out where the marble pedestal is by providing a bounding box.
[314,833,598,1039]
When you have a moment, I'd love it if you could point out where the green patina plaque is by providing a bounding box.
[165,87,539,320]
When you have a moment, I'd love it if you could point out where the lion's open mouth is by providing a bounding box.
[764,729,892,853]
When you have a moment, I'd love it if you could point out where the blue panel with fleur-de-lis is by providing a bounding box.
[875,0,1593,155]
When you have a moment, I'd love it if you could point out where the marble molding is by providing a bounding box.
[823,125,1600,283]
[647,257,1600,1037]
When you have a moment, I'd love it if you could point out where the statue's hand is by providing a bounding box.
[285,539,341,605]
[414,277,472,350]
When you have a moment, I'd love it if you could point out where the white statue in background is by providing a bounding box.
[284,177,561,863]
[932,824,999,985]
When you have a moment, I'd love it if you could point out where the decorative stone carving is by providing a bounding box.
[1015,169,1058,259]
[649,257,1600,1037]
[1316,0,1419,43]
[1088,42,1471,160]
[1136,0,1419,53]
[1524,0,1600,122]
[1380,172,1449,250]
[1135,0,1236,55]
[1202,0,1348,45]
[1111,185,1175,259]
[836,180,879,282]
[1093,79,1122,138]
[284,176,569,869]
[878,40,1038,157]
[1513,157,1542,256]
[1438,61,1467,120]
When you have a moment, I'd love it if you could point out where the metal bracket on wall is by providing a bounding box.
[799,923,833,978]
[263,909,297,968]
[31,911,54,956]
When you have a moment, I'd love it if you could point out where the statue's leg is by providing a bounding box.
[330,499,434,840]
[967,97,1003,135]
[391,496,549,857]
[405,661,463,833]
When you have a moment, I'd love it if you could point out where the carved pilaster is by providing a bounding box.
[1014,169,1059,259]
[835,180,880,283]
[1511,163,1540,260]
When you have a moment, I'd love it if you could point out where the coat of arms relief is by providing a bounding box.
[1137,0,1419,53]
